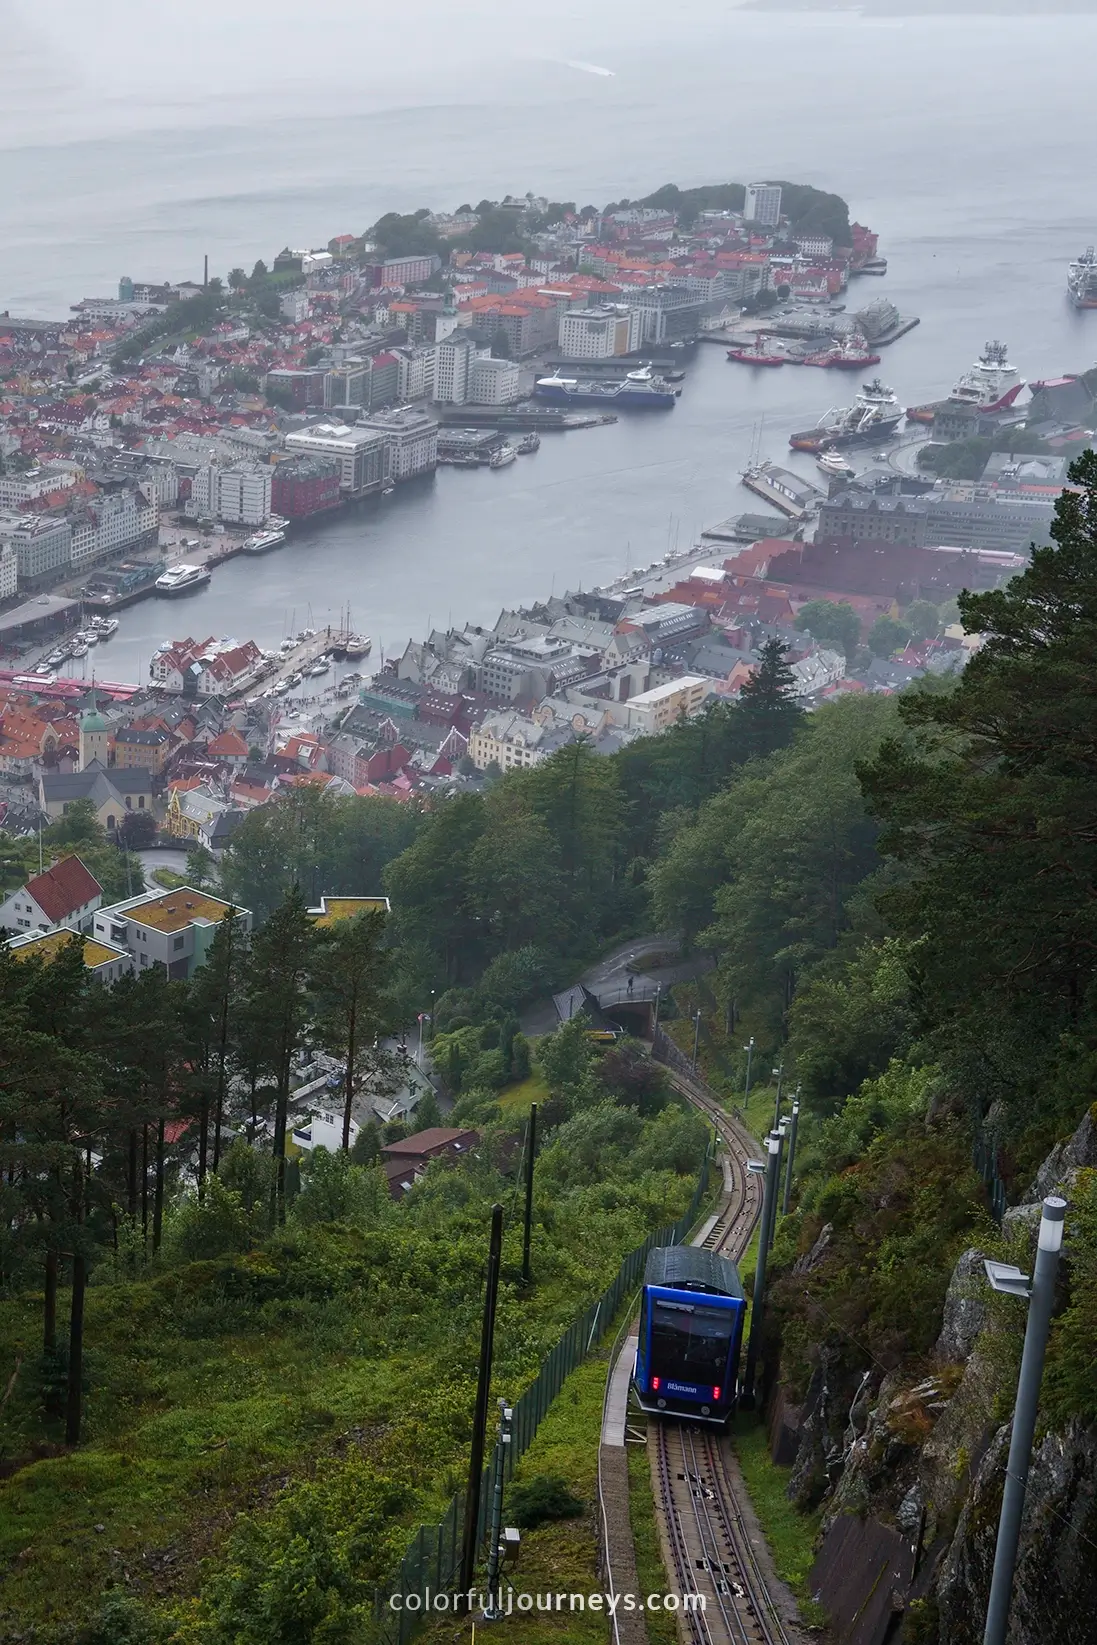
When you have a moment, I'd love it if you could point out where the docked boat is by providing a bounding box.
[381,479,395,495]
[308,658,331,677]
[243,528,287,555]
[905,340,1025,422]
[91,616,119,639]
[155,562,211,596]
[1067,247,1097,310]
[286,671,303,688]
[517,432,541,454]
[727,337,786,367]
[817,451,857,480]
[490,444,518,469]
[343,634,371,658]
[78,628,99,646]
[533,365,679,408]
[803,333,882,370]
[70,640,89,658]
[789,379,902,453]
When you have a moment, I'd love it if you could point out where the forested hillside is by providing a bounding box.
[4,455,1097,1642]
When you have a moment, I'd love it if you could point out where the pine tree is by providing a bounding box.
[736,638,803,760]
[311,908,389,1149]
[242,888,314,1222]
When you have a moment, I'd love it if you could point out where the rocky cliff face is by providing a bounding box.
[782,1113,1097,1645]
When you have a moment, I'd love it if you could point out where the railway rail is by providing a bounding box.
[599,1051,797,1645]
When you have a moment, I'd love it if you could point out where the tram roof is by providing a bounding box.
[644,1244,743,1299]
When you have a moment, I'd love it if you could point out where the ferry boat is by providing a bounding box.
[242,528,287,555]
[789,379,902,453]
[817,451,857,480]
[517,432,541,454]
[155,562,211,597]
[490,444,518,469]
[905,340,1025,422]
[1067,247,1097,310]
[533,365,679,409]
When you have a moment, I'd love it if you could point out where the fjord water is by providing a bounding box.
[2,3,1096,674]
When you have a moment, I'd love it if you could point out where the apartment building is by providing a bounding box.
[284,424,388,497]
[558,305,642,359]
[92,888,252,981]
[468,356,520,405]
[359,408,439,481]
[434,336,487,405]
[0,512,71,589]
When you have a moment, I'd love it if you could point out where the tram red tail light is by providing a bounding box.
[651,1376,660,1391]
[712,1386,721,1401]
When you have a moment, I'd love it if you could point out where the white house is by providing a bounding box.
[0,855,103,936]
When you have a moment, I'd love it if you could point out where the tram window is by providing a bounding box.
[650,1301,734,1381]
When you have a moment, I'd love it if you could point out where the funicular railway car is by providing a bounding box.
[633,1245,745,1424]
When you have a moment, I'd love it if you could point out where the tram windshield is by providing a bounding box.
[650,1299,735,1382]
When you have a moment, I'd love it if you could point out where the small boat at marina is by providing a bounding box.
[343,634,371,658]
[91,616,119,639]
[308,658,331,677]
[517,432,541,454]
[816,450,857,480]
[490,444,518,469]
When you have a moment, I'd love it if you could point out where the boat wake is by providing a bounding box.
[562,59,616,76]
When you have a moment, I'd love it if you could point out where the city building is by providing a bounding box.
[284,423,388,498]
[393,344,438,402]
[0,855,103,936]
[78,703,110,770]
[624,675,712,735]
[216,464,273,526]
[743,183,782,228]
[324,363,368,408]
[467,356,520,405]
[434,335,487,405]
[817,490,1056,554]
[270,454,342,519]
[5,927,133,985]
[0,512,71,590]
[627,284,709,344]
[92,887,252,980]
[112,726,173,773]
[264,368,327,409]
[0,463,80,508]
[362,254,441,288]
[40,762,153,830]
[558,305,642,359]
[360,407,439,481]
[69,483,159,570]
[468,709,559,770]
[280,289,310,323]
[0,539,17,601]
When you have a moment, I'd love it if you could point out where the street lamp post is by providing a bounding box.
[653,983,662,1039]
[782,1098,800,1216]
[743,1037,755,1106]
[772,1061,784,1131]
[692,1009,702,1071]
[982,1196,1067,1645]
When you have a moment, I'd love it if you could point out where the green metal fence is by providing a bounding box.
[373,1148,712,1642]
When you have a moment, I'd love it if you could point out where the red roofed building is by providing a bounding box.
[206,728,250,769]
[0,854,103,936]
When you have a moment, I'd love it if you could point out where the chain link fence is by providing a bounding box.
[372,1146,712,1642]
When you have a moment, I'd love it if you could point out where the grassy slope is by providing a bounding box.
[421,1351,613,1645]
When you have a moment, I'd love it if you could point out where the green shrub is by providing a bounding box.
[507,1473,584,1529]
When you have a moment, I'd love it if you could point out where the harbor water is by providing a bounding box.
[3,7,1097,680]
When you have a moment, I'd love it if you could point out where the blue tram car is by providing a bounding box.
[633,1246,745,1424]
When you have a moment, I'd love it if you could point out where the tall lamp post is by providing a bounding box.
[691,1009,702,1071]
[772,1061,784,1131]
[743,1036,755,1106]
[982,1196,1067,1645]
[782,1097,800,1216]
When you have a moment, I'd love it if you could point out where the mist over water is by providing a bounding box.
[2,2,1096,676]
